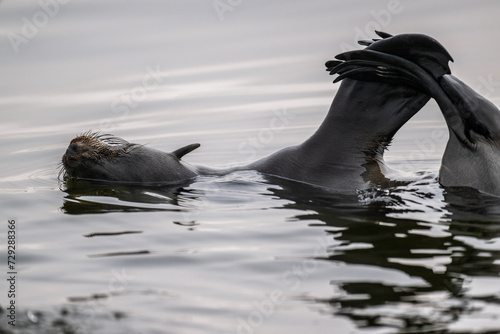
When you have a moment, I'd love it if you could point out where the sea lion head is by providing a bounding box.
[60,132,200,185]
[60,132,132,181]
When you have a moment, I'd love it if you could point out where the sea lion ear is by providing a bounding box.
[172,143,200,160]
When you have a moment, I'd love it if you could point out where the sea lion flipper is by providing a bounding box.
[357,31,393,47]
[375,31,392,39]
[172,143,200,160]
[329,55,424,92]
[325,60,342,71]
[358,39,373,47]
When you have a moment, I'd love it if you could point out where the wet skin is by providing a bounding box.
[331,34,500,195]
[62,32,454,192]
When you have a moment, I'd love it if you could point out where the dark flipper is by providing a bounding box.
[329,48,476,150]
[375,30,393,39]
[172,143,200,160]
[332,50,428,93]
[357,30,393,47]
[329,31,453,80]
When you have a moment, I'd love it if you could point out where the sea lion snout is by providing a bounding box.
[62,142,82,169]
[61,135,113,173]
[65,143,78,157]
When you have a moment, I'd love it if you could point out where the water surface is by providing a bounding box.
[1,1,500,333]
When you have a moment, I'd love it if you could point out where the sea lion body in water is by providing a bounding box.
[331,37,500,195]
[61,32,452,191]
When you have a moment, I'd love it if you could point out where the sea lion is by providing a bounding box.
[60,32,452,191]
[330,35,500,195]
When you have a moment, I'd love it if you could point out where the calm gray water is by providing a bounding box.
[2,1,500,333]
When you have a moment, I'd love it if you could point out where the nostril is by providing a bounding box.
[66,143,79,156]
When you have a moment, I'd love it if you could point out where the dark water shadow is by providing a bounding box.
[264,178,500,333]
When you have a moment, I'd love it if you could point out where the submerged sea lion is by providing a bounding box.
[330,35,500,195]
[61,32,452,191]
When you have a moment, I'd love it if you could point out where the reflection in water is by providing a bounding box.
[58,173,500,333]
[60,178,196,214]
[87,250,151,258]
[83,231,142,238]
[266,176,500,332]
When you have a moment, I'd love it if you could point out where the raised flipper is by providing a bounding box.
[330,51,425,92]
[334,31,454,79]
[328,46,477,150]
